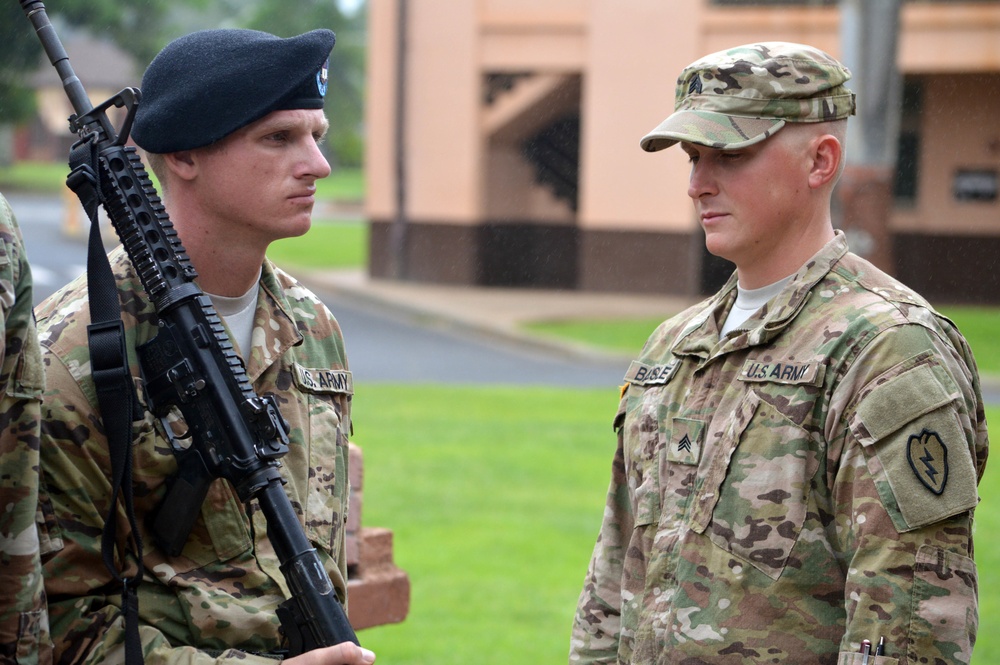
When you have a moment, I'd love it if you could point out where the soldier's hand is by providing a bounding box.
[283,643,376,664]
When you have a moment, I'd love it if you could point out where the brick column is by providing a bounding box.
[344,444,411,629]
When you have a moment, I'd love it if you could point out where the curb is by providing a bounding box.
[297,271,636,367]
[299,269,1000,404]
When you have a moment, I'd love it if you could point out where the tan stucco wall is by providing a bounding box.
[365,1,1000,246]
[902,73,1000,236]
[365,1,482,225]
[578,0,700,234]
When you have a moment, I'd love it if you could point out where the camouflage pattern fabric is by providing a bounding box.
[641,42,857,152]
[35,246,354,664]
[0,193,51,664]
[570,232,988,665]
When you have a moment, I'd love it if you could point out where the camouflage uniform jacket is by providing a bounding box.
[570,233,988,665]
[35,246,354,664]
[0,194,51,665]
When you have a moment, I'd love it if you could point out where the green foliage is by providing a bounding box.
[4,0,206,71]
[0,2,46,125]
[3,1,367,168]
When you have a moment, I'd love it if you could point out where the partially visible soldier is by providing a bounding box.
[570,42,988,664]
[0,192,51,664]
[35,29,374,664]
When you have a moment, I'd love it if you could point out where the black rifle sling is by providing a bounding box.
[67,136,146,665]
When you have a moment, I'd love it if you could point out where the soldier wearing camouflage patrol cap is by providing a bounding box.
[0,192,51,664]
[35,29,375,665]
[570,42,987,664]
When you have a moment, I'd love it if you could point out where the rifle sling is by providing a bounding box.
[68,136,146,665]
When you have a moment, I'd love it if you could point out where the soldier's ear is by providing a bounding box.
[808,134,842,190]
[163,151,198,181]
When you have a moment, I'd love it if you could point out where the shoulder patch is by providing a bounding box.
[850,363,978,531]
[292,363,353,395]
[907,428,948,495]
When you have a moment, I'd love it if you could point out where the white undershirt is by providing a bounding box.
[720,275,793,338]
[206,275,261,357]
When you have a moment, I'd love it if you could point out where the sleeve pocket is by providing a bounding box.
[906,545,977,665]
[17,608,52,665]
[851,403,978,533]
[850,361,979,533]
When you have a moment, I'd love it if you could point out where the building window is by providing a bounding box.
[894,78,922,205]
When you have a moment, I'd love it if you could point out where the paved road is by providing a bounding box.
[7,192,629,388]
[9,193,89,304]
[309,286,629,386]
[9,192,999,398]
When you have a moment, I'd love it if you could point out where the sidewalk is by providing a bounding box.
[299,268,696,361]
[299,268,1000,402]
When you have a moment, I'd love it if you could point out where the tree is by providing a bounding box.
[2,0,207,126]
[2,0,367,168]
[1,2,51,126]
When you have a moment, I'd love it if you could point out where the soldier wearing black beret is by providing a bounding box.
[133,29,335,153]
[36,28,376,665]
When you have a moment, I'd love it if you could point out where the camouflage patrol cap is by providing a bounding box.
[640,42,855,152]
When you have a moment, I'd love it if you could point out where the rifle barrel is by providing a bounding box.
[20,1,93,117]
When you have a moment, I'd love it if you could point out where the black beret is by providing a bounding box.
[132,28,336,153]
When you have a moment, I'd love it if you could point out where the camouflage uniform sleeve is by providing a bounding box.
[828,322,985,664]
[569,397,631,664]
[38,347,286,665]
[0,193,52,664]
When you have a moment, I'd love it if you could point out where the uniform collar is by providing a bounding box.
[242,259,305,381]
[673,231,850,357]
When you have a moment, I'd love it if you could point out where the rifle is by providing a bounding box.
[20,1,359,656]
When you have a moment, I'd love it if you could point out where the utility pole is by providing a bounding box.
[388,0,409,280]
[836,0,904,274]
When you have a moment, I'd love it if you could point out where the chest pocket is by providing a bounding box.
[689,389,820,580]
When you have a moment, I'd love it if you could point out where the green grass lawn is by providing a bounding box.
[0,160,364,201]
[351,384,614,664]
[0,160,74,194]
[526,305,1000,377]
[0,160,371,271]
[525,317,665,355]
[267,219,368,269]
[940,306,1000,377]
[351,384,1000,664]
